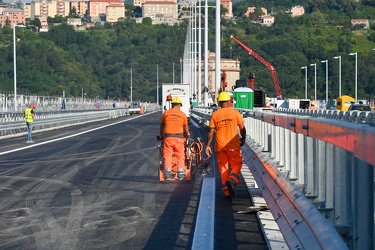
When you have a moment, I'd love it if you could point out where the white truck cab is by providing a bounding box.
[162,84,191,123]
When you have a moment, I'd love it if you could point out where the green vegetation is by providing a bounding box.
[0,0,374,102]
[0,19,187,102]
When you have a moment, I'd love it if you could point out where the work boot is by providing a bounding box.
[177,169,185,180]
[164,169,172,181]
[225,180,236,198]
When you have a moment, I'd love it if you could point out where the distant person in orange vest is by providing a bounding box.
[205,92,246,198]
[24,103,36,143]
[160,97,190,180]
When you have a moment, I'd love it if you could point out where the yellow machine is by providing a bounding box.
[336,95,355,111]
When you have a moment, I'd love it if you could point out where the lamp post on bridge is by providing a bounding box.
[301,66,307,99]
[349,52,358,102]
[13,24,26,112]
[321,60,328,104]
[309,63,317,101]
[157,64,159,106]
[333,56,342,97]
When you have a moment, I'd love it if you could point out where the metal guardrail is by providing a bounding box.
[248,111,374,250]
[0,108,132,138]
[192,107,374,250]
[273,108,375,124]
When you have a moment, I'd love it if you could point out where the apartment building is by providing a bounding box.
[30,0,47,20]
[0,7,25,28]
[70,0,89,17]
[142,1,178,24]
[135,0,177,8]
[22,3,31,20]
[30,0,69,20]
[88,0,124,22]
[106,3,125,22]
[53,0,70,17]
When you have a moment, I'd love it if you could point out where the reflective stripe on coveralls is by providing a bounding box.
[217,148,242,187]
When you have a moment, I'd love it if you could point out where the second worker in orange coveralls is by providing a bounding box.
[205,92,246,198]
[160,97,190,180]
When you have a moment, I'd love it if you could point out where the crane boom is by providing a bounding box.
[231,36,282,98]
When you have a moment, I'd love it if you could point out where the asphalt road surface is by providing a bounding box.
[0,111,267,250]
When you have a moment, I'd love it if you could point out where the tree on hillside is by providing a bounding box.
[48,15,67,24]
[134,6,142,18]
[69,7,81,18]
[125,4,136,17]
[248,7,264,21]
[29,18,41,31]
[142,17,152,25]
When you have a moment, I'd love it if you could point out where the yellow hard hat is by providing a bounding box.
[171,97,182,105]
[218,92,231,102]
[311,101,315,106]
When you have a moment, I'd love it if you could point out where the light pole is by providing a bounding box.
[13,24,25,112]
[321,60,328,104]
[157,64,159,106]
[349,52,358,102]
[310,63,317,101]
[203,0,215,105]
[197,0,202,105]
[130,66,133,104]
[333,56,341,97]
[301,66,307,99]
[215,0,221,103]
[204,0,208,106]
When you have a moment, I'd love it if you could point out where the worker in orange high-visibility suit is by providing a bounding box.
[206,92,246,198]
[160,97,190,180]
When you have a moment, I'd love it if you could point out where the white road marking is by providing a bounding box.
[0,112,155,156]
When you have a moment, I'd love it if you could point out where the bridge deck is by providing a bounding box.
[0,112,285,249]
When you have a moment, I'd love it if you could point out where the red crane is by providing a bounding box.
[231,36,283,99]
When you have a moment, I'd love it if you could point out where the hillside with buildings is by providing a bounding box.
[0,0,374,101]
[0,0,373,28]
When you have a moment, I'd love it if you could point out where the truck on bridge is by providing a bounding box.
[162,83,191,122]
